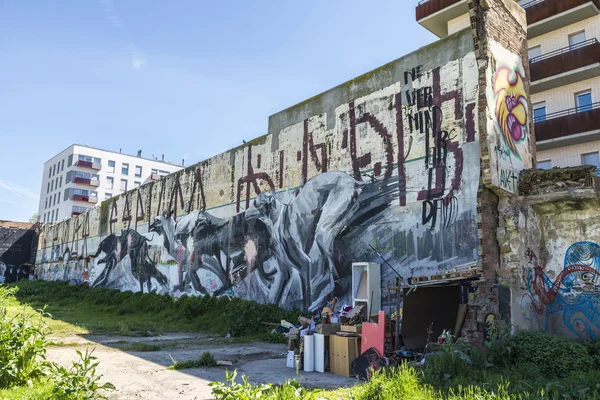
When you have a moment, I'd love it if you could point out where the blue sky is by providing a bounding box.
[0,0,435,222]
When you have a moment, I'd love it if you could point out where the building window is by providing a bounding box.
[53,193,57,205]
[50,180,54,192]
[68,154,73,167]
[45,198,48,209]
[47,182,50,193]
[120,179,128,191]
[159,170,169,175]
[134,181,141,188]
[122,163,129,175]
[107,160,115,173]
[48,168,52,178]
[56,194,60,204]
[135,165,142,178]
[151,168,158,174]
[533,102,546,123]
[79,155,91,162]
[94,157,101,164]
[51,210,54,222]
[576,91,592,113]
[105,193,112,200]
[582,152,600,176]
[106,177,114,190]
[53,165,57,176]
[569,31,586,48]
[59,176,62,187]
[528,46,541,61]
[90,191,98,198]
[61,159,65,171]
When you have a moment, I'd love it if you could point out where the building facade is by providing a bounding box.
[38,145,183,224]
[416,0,600,174]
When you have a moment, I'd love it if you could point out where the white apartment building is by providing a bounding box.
[38,144,184,224]
[416,0,600,174]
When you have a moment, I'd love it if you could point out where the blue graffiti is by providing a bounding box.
[522,242,600,339]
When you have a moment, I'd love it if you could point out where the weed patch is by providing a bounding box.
[168,352,217,370]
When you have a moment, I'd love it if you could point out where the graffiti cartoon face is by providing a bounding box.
[494,66,528,159]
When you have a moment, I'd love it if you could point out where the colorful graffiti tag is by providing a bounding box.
[487,40,531,194]
[35,42,481,312]
[521,242,600,339]
[493,66,528,160]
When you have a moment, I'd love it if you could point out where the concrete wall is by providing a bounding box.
[35,30,481,312]
[498,167,600,340]
[0,221,38,283]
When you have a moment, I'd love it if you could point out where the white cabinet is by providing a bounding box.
[352,262,381,318]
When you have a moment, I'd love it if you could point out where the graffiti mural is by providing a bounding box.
[487,39,532,194]
[35,32,481,311]
[521,243,600,339]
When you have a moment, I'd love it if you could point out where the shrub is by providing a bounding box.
[508,330,593,378]
[49,349,115,400]
[0,287,50,388]
[169,351,217,370]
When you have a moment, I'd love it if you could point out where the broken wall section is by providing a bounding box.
[498,166,600,340]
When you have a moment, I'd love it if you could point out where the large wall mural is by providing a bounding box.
[35,32,481,311]
[486,39,532,194]
[521,243,600,340]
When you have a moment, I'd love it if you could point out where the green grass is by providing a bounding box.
[121,342,163,352]
[168,351,217,370]
[0,380,55,400]
[8,280,307,339]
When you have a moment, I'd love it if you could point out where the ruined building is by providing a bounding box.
[34,0,600,345]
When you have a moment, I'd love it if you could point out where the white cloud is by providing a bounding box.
[0,180,39,201]
[101,0,147,70]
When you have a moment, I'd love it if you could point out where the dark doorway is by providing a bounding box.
[401,285,461,349]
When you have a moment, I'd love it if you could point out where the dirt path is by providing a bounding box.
[47,333,355,399]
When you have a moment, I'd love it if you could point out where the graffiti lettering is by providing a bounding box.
[499,168,518,192]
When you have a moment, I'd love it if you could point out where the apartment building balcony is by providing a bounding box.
[74,160,101,170]
[535,102,600,150]
[416,0,468,38]
[524,0,600,38]
[73,177,100,187]
[71,194,98,204]
[530,39,600,93]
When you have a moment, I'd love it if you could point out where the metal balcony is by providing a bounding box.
[72,194,89,202]
[416,0,468,38]
[535,102,600,150]
[523,0,600,38]
[75,160,101,170]
[530,39,600,93]
[73,177,100,187]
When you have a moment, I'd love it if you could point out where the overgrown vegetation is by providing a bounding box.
[10,280,307,340]
[211,328,600,400]
[168,351,217,370]
[0,286,113,399]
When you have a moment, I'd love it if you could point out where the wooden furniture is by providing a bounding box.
[352,262,381,317]
[329,335,360,377]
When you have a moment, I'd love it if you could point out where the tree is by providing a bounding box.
[28,213,38,223]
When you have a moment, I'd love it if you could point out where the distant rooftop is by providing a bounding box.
[45,143,185,167]
[0,220,34,229]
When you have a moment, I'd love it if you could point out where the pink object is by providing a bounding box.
[361,310,385,356]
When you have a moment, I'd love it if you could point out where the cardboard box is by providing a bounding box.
[341,325,362,333]
[316,323,341,334]
[329,335,360,377]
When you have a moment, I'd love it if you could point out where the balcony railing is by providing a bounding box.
[529,39,600,92]
[535,102,600,142]
[73,177,100,187]
[71,211,83,217]
[72,194,89,202]
[75,160,101,170]
[530,39,598,63]
[523,0,600,37]
[416,0,462,19]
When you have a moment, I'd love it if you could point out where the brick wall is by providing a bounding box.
[531,76,600,112]
[448,13,470,35]
[537,139,600,167]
